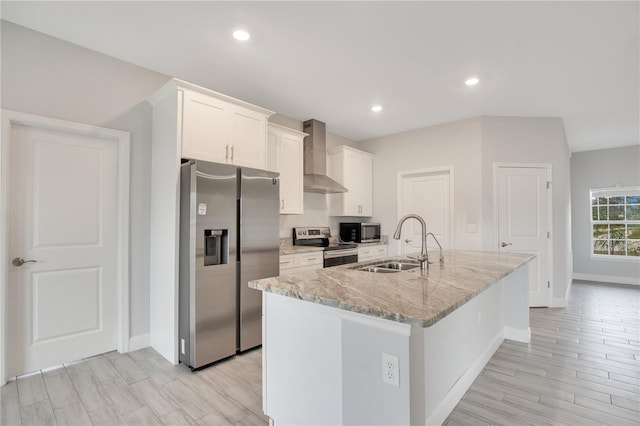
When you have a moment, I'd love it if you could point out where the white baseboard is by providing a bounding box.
[573,273,640,286]
[128,333,150,352]
[424,331,504,426]
[503,326,531,343]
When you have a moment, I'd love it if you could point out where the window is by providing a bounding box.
[591,187,640,257]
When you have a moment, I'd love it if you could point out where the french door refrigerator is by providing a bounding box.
[179,159,279,369]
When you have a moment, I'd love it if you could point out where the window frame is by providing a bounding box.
[590,186,640,261]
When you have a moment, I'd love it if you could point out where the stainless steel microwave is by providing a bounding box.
[339,222,381,243]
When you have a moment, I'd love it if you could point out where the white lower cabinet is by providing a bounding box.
[279,252,323,275]
[358,245,388,262]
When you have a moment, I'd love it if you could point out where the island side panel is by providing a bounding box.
[420,281,506,425]
[502,263,531,342]
[263,292,343,425]
[340,312,412,425]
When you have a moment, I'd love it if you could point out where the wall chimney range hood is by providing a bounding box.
[302,119,348,194]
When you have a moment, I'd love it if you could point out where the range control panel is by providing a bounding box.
[293,227,331,240]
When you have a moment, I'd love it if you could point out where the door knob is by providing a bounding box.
[12,257,37,266]
[501,242,512,248]
[405,239,412,244]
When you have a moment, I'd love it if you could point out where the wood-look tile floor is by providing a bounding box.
[1,346,266,425]
[446,280,640,426]
[1,280,638,425]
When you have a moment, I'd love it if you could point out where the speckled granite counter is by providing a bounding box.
[250,249,533,327]
[279,245,324,255]
[279,237,324,255]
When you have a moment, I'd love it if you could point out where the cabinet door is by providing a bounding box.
[229,107,267,169]
[373,245,388,259]
[343,150,373,216]
[358,247,374,262]
[357,153,373,216]
[266,131,279,173]
[297,252,323,268]
[279,254,296,274]
[342,150,361,215]
[182,90,229,163]
[278,133,303,214]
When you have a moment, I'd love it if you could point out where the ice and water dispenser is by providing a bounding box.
[204,229,228,266]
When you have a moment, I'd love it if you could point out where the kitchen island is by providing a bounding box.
[249,250,534,425]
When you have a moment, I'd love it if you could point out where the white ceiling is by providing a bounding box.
[1,1,638,153]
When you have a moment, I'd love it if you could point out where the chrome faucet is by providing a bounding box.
[426,232,445,264]
[393,214,429,270]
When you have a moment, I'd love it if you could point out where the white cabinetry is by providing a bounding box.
[328,146,374,217]
[146,79,273,364]
[358,245,388,262]
[279,252,323,275]
[181,87,270,169]
[267,124,306,214]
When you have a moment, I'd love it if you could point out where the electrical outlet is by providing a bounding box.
[382,353,399,387]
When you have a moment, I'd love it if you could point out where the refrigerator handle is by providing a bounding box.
[237,197,241,262]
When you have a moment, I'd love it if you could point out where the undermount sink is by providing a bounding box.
[357,266,401,273]
[374,261,420,271]
[354,260,420,273]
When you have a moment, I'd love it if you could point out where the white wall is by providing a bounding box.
[571,145,640,284]
[358,116,573,304]
[1,21,170,337]
[480,116,572,303]
[359,117,484,254]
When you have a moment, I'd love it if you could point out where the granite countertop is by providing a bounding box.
[279,245,325,255]
[249,250,534,327]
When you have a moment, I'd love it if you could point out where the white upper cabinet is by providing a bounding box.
[182,90,230,164]
[328,145,374,217]
[229,107,269,169]
[267,123,306,214]
[154,79,273,169]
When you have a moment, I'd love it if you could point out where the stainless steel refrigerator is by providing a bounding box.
[179,159,279,369]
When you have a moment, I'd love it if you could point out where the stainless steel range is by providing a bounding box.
[293,227,358,268]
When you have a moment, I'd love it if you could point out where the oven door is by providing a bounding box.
[323,248,359,268]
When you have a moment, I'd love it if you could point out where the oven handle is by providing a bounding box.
[324,248,359,259]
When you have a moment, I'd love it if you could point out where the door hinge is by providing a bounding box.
[546,181,550,189]
[547,281,550,288]
[547,231,550,239]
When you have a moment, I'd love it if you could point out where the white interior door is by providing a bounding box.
[497,166,551,307]
[7,123,119,377]
[399,169,452,255]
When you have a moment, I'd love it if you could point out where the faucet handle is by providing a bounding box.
[408,254,427,262]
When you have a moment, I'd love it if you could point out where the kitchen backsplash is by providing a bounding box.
[279,192,373,239]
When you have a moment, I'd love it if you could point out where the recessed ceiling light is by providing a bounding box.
[465,77,479,86]
[371,105,383,112]
[233,30,250,41]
